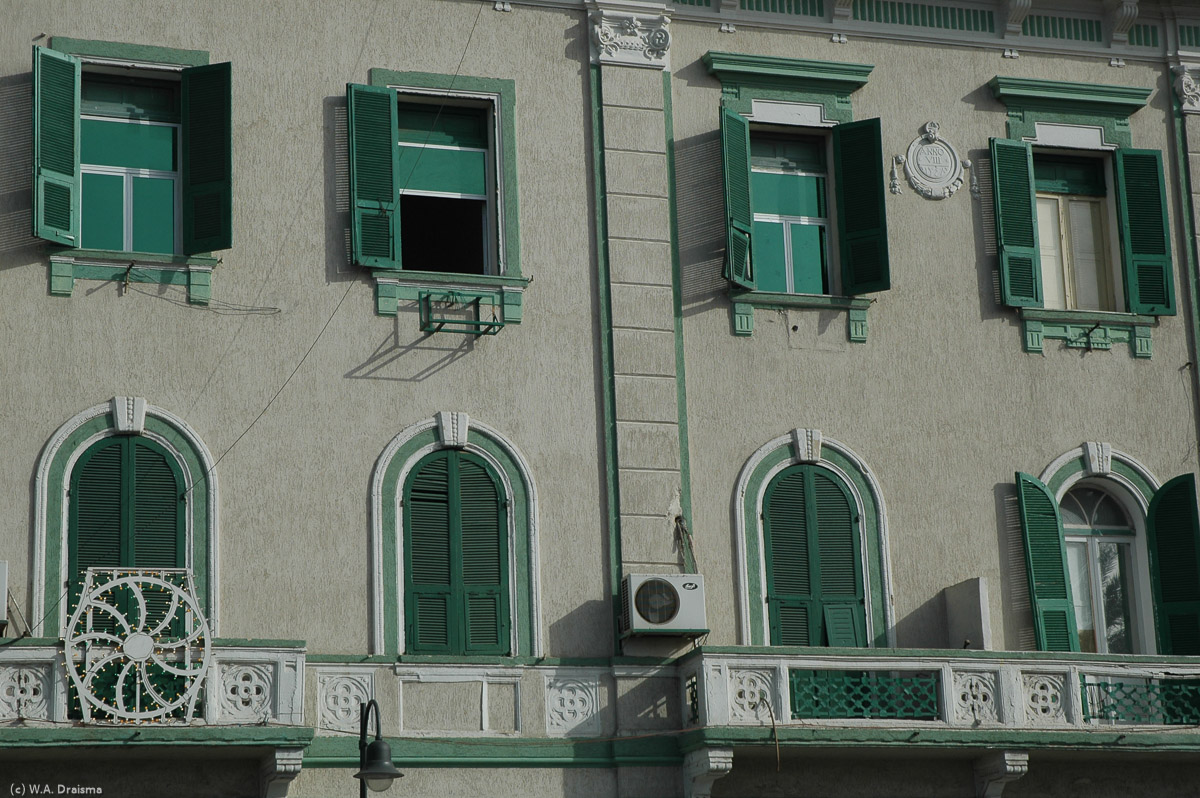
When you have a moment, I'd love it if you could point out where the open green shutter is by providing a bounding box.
[1115,149,1175,315]
[181,62,232,253]
[348,83,400,269]
[457,455,509,654]
[1147,475,1200,655]
[1016,472,1077,652]
[32,46,80,246]
[833,118,890,294]
[721,106,754,289]
[765,468,811,645]
[405,453,454,652]
[991,138,1042,307]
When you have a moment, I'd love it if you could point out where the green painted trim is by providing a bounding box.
[1019,308,1153,358]
[51,249,218,267]
[368,70,520,281]
[989,77,1150,117]
[43,413,213,630]
[1020,14,1102,43]
[303,735,681,768]
[739,444,887,646]
[0,726,313,748]
[49,260,73,296]
[1005,109,1133,150]
[0,637,60,646]
[663,71,695,572]
[211,638,306,648]
[1042,449,1155,505]
[848,307,868,343]
[51,38,209,67]
[703,52,873,96]
[679,643,1200,665]
[1171,98,1200,466]
[730,292,872,341]
[851,1,995,33]
[378,427,534,656]
[188,269,211,306]
[732,301,754,336]
[370,270,529,290]
[590,64,623,656]
[45,255,216,305]
[376,282,400,316]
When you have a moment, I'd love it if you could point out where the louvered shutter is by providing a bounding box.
[812,469,865,645]
[823,605,864,647]
[1114,149,1175,316]
[405,453,454,652]
[458,455,509,654]
[991,139,1042,307]
[833,118,890,294]
[1147,475,1200,655]
[70,440,124,586]
[32,45,80,246]
[348,83,400,269]
[1016,472,1078,652]
[765,468,811,645]
[721,106,754,290]
[132,440,186,636]
[182,62,232,253]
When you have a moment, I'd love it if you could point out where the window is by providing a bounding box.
[32,43,232,256]
[347,73,517,278]
[1034,155,1118,312]
[749,133,831,294]
[763,464,865,646]
[1061,486,1138,653]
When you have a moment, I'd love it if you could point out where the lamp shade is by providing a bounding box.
[354,739,403,792]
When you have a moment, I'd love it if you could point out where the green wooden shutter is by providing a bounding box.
[833,118,890,294]
[32,45,81,246]
[823,605,864,647]
[181,62,232,253]
[69,440,124,587]
[1016,472,1078,652]
[721,106,754,289]
[131,439,185,635]
[1147,474,1200,655]
[348,83,400,269]
[812,469,865,646]
[1114,149,1175,315]
[991,138,1042,307]
[765,468,811,645]
[405,453,454,652]
[457,455,509,654]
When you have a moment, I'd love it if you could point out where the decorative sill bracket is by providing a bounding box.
[49,250,217,305]
[732,292,871,342]
[373,271,527,335]
[1019,308,1154,358]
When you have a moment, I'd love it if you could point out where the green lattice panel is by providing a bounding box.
[740,0,823,16]
[1022,14,1102,42]
[853,0,994,32]
[1081,677,1200,725]
[1181,25,1200,49]
[1128,24,1159,48]
[789,670,940,720]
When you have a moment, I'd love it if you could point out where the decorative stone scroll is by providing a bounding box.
[1003,0,1032,36]
[974,750,1029,798]
[898,122,970,200]
[1104,0,1139,45]
[1174,65,1200,114]
[589,8,671,69]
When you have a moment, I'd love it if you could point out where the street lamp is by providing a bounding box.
[354,699,403,796]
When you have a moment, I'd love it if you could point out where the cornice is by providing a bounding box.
[703,51,873,93]
[989,76,1151,116]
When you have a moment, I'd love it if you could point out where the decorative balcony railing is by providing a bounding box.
[0,568,304,726]
[680,648,1200,730]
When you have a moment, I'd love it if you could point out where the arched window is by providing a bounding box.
[1060,485,1138,654]
[404,450,509,654]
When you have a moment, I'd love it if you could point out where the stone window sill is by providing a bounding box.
[372,270,530,332]
[48,248,218,305]
[731,290,872,341]
[1019,307,1155,358]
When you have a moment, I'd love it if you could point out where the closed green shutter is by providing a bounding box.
[1147,475,1200,655]
[991,138,1042,307]
[1016,472,1078,652]
[721,106,755,289]
[348,83,400,269]
[405,453,454,652]
[131,439,185,635]
[1114,149,1175,315]
[832,118,890,294]
[181,62,232,253]
[458,456,509,653]
[70,441,124,583]
[32,45,81,246]
[765,468,811,645]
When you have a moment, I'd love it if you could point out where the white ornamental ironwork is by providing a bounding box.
[64,568,211,723]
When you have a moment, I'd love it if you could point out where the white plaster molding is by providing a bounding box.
[260,747,304,798]
[1003,0,1032,37]
[0,665,51,720]
[749,100,835,128]
[1027,121,1115,151]
[219,663,274,723]
[111,396,146,434]
[588,5,671,69]
[1038,445,1161,509]
[1002,48,1020,59]
[396,665,523,737]
[953,671,998,724]
[974,750,1029,798]
[831,33,848,44]
[1174,64,1200,114]
[33,402,220,637]
[493,0,513,10]
[1083,441,1113,476]
[370,417,542,656]
[728,668,774,723]
[833,0,853,21]
[436,410,470,448]
[317,672,373,733]
[1024,673,1066,724]
[683,747,734,798]
[900,122,968,200]
[544,673,601,736]
[1104,0,1138,45]
[791,428,822,463]
[1110,57,1126,68]
[733,433,895,647]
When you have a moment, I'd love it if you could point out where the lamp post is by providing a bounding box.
[354,699,403,796]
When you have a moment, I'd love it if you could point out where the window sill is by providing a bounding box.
[48,248,218,305]
[730,290,871,341]
[372,270,530,332]
[1019,308,1154,358]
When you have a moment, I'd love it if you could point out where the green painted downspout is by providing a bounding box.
[1171,93,1200,467]
[663,70,697,573]
[589,63,624,654]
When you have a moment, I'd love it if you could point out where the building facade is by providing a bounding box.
[4,0,1200,795]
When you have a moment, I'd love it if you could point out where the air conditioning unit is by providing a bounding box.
[620,574,707,637]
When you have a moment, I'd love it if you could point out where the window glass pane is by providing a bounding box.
[750,134,825,172]
[81,119,177,172]
[400,195,487,274]
[81,172,125,251]
[1098,541,1134,654]
[1067,199,1111,311]
[1067,540,1097,652]
[1037,196,1066,310]
[1060,491,1088,527]
[397,145,487,197]
[751,220,787,293]
[397,103,488,148]
[789,222,826,294]
[81,75,179,123]
[1091,492,1132,529]
[132,177,176,255]
[751,172,825,218]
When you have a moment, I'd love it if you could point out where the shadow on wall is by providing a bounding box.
[673,129,728,316]
[0,73,41,260]
[891,591,949,649]
[343,313,476,382]
[324,94,355,285]
[994,481,1037,651]
[547,598,612,659]
[969,143,1010,325]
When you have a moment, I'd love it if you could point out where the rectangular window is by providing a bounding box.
[750,132,831,294]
